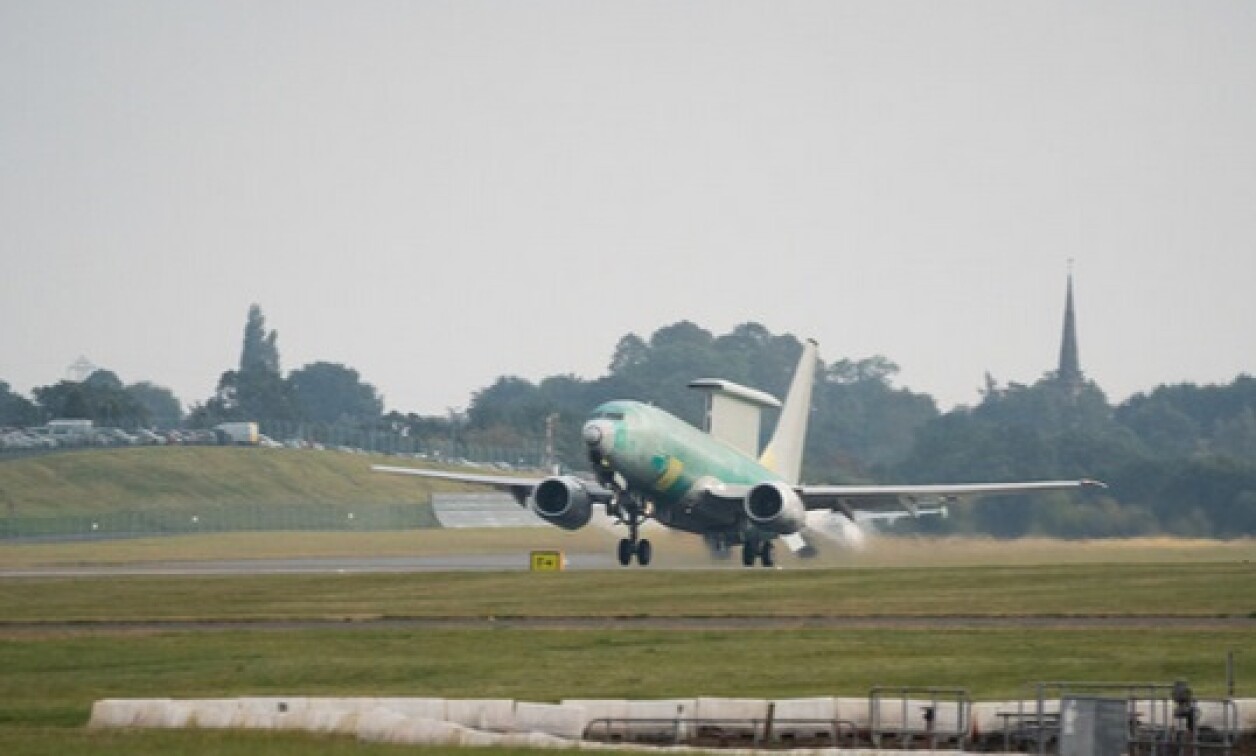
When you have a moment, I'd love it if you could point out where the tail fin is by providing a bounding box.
[758,339,819,484]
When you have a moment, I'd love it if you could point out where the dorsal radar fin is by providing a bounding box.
[687,379,781,457]
[758,340,819,485]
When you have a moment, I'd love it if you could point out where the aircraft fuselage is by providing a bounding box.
[584,400,781,539]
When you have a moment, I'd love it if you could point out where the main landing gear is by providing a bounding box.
[609,490,652,567]
[742,539,775,568]
[617,536,652,566]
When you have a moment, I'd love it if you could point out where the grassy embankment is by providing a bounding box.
[0,446,451,534]
[0,446,446,514]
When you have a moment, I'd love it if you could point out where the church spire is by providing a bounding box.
[1056,262,1082,390]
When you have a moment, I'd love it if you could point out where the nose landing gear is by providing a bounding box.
[611,490,652,567]
[617,536,652,566]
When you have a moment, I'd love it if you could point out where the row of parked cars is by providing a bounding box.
[0,426,223,451]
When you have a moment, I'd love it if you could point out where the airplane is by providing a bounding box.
[374,341,1104,567]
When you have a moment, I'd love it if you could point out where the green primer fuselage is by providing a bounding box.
[592,400,782,536]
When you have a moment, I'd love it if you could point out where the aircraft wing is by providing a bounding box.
[372,464,545,505]
[371,464,614,505]
[796,479,1106,519]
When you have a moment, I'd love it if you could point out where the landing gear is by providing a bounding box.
[741,539,775,568]
[616,537,653,566]
[613,490,653,566]
[703,533,733,560]
[637,538,652,566]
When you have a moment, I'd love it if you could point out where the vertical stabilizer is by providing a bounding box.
[758,340,819,484]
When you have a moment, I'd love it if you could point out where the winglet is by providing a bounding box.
[758,339,819,485]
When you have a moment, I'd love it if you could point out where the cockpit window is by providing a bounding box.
[606,412,625,421]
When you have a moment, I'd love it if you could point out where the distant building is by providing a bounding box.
[67,356,96,383]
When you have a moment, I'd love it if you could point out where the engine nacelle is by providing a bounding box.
[531,476,594,530]
[744,481,807,534]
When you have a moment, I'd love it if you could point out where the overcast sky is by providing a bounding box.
[2,1,1253,416]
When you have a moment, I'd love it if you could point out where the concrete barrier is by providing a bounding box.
[446,698,515,732]
[563,698,628,736]
[501,730,578,748]
[695,697,770,722]
[87,694,1256,753]
[466,727,511,746]
[770,697,841,741]
[159,700,199,728]
[192,699,244,729]
[623,698,696,741]
[353,706,411,743]
[1236,699,1256,730]
[371,716,469,745]
[836,697,871,728]
[229,696,303,729]
[969,701,1026,737]
[373,696,447,720]
[88,698,156,728]
[1195,698,1246,730]
[692,697,770,741]
[286,698,357,733]
[514,701,588,740]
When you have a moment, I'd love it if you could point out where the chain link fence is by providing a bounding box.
[1,501,439,540]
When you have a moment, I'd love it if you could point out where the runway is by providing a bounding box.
[0,552,619,577]
[2,614,1252,637]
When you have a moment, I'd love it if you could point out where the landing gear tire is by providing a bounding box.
[618,538,652,566]
[741,540,774,567]
[636,538,652,566]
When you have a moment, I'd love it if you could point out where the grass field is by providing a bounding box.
[1,539,1254,755]
[2,561,1254,621]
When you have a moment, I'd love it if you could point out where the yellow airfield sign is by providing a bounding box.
[529,550,565,572]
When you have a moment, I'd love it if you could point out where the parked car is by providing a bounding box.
[133,429,166,446]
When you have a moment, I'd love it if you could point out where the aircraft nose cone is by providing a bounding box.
[582,421,603,446]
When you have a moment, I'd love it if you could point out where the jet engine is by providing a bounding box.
[744,481,807,534]
[531,476,594,530]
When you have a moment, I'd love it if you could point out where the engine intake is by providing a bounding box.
[532,476,594,530]
[745,481,807,534]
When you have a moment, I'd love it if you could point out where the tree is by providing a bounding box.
[808,356,937,482]
[607,333,649,374]
[288,362,383,424]
[32,370,149,428]
[240,304,280,374]
[0,381,38,426]
[197,305,295,422]
[126,382,183,428]
[467,376,545,431]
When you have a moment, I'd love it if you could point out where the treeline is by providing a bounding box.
[0,306,386,434]
[3,309,1254,538]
